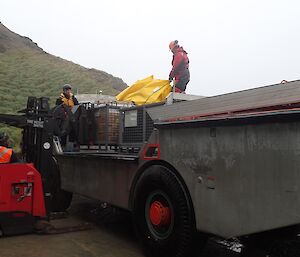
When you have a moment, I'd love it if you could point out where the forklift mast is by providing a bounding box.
[0,97,56,210]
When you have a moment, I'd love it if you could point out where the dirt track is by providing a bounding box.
[0,196,245,257]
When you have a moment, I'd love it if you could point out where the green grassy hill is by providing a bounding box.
[0,50,126,112]
[0,22,127,148]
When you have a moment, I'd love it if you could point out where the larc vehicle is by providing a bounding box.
[2,80,300,256]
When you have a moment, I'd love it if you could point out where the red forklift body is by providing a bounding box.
[0,163,46,235]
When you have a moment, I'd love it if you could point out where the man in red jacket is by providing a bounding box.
[168,40,190,93]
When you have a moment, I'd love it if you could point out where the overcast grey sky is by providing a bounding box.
[1,0,300,96]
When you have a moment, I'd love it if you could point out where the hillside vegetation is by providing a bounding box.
[0,50,125,112]
[0,22,127,148]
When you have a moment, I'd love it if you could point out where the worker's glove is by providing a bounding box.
[168,77,173,83]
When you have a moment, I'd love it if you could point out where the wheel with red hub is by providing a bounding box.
[146,191,174,240]
[133,165,206,257]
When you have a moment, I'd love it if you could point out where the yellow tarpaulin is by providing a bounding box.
[116,75,171,105]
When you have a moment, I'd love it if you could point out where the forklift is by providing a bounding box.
[0,163,46,235]
[0,97,84,236]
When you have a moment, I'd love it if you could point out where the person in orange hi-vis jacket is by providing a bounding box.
[0,132,19,163]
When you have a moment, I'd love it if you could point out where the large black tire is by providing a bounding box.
[133,165,206,257]
[51,188,73,212]
[50,157,73,212]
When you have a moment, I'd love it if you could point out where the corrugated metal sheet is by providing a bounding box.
[147,80,300,123]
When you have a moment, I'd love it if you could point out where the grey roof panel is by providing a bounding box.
[147,80,300,123]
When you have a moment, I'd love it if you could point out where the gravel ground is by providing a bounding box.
[0,195,270,257]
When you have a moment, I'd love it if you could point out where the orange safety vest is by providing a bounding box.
[0,146,12,163]
[60,93,75,107]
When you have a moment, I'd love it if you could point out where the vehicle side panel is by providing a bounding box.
[158,121,300,238]
[56,155,138,210]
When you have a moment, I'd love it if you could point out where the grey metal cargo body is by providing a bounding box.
[57,110,300,239]
[56,80,300,241]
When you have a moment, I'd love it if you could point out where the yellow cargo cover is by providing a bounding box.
[116,75,171,105]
